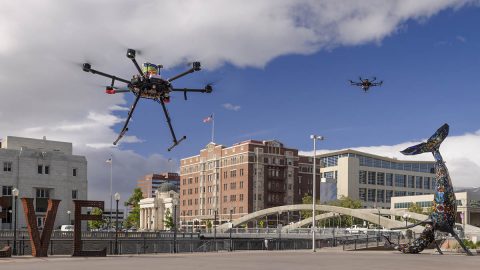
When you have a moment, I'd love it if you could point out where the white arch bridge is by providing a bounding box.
[216,204,480,235]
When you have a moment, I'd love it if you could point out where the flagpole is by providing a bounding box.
[110,156,113,228]
[211,113,215,143]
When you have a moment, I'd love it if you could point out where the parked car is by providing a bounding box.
[346,225,368,234]
[60,225,74,231]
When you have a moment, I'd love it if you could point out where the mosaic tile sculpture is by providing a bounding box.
[385,124,473,255]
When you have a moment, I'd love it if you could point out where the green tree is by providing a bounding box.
[88,207,105,230]
[301,194,322,219]
[408,202,423,214]
[124,188,143,228]
[164,208,174,230]
[327,196,362,227]
[206,220,212,229]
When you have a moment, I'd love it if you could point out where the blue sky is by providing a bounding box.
[122,7,480,160]
[2,1,480,202]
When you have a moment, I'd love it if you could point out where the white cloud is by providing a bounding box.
[456,35,467,43]
[300,129,480,188]
[222,103,241,111]
[1,0,478,203]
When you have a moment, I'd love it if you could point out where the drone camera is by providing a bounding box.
[192,61,201,71]
[82,63,91,72]
[126,49,136,59]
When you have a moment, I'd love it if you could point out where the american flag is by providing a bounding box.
[203,115,213,123]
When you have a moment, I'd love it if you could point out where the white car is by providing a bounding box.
[60,225,74,231]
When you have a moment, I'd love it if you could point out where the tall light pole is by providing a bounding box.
[106,157,113,228]
[173,198,179,253]
[229,209,233,252]
[214,209,218,252]
[67,210,71,225]
[310,134,324,252]
[114,192,120,255]
[12,188,19,256]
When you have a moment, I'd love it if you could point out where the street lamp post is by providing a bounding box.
[67,210,71,225]
[114,192,120,255]
[229,209,233,252]
[310,134,324,252]
[12,188,19,256]
[106,157,113,228]
[173,198,179,253]
[214,209,217,252]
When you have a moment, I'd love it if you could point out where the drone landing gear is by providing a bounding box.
[168,136,187,152]
[113,89,143,145]
[158,98,186,152]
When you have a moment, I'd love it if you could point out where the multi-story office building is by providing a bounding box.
[180,142,437,226]
[304,149,437,208]
[0,136,87,229]
[180,140,299,225]
[137,172,180,198]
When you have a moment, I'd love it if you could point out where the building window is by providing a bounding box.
[73,168,77,176]
[367,172,376,185]
[223,196,227,202]
[240,169,244,176]
[36,188,50,198]
[377,173,385,186]
[386,190,393,203]
[224,171,227,178]
[367,189,376,202]
[240,194,244,201]
[239,207,244,213]
[407,175,414,188]
[38,165,43,174]
[386,173,393,186]
[3,162,12,172]
[45,165,50,175]
[377,190,385,203]
[424,177,430,189]
[359,188,366,201]
[35,188,50,212]
[223,184,228,191]
[359,171,367,184]
[72,190,78,199]
[2,186,12,196]
[395,174,406,187]
[415,176,423,189]
[239,181,244,188]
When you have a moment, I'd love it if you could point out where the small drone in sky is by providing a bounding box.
[81,48,212,151]
[348,77,383,92]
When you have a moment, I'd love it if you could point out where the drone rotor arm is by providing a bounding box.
[171,87,210,93]
[130,58,145,77]
[84,66,131,84]
[167,62,201,83]
[167,68,195,83]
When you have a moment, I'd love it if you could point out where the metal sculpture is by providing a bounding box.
[385,123,473,255]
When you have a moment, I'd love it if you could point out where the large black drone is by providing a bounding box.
[348,77,383,92]
[82,49,212,151]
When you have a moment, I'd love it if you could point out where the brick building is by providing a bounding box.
[180,140,301,226]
